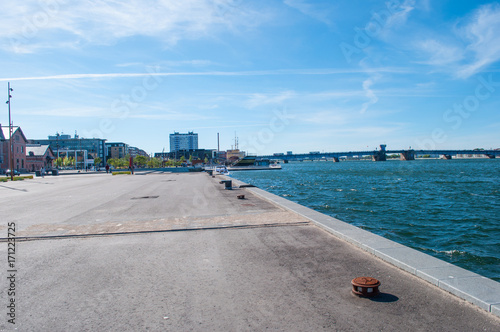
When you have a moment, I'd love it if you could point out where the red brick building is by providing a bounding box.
[26,144,54,172]
[1,125,27,172]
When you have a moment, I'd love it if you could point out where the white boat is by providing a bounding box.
[227,157,282,171]
[214,165,230,175]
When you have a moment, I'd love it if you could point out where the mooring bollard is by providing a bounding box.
[351,277,381,297]
[220,180,232,190]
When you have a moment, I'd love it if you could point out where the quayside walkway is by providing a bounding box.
[0,171,498,331]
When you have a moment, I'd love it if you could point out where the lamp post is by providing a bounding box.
[6,82,14,181]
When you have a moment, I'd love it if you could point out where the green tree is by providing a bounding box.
[107,158,121,168]
[204,157,209,164]
[180,156,186,162]
[147,157,161,168]
[118,157,128,168]
[94,157,102,166]
[134,155,148,167]
[55,157,63,167]
[189,155,193,163]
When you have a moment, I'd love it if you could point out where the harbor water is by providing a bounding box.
[230,159,500,281]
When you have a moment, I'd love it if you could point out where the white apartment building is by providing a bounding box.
[169,132,198,152]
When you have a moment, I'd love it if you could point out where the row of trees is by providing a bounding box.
[105,155,209,169]
[53,155,211,169]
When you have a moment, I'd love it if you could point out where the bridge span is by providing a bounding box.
[257,145,500,162]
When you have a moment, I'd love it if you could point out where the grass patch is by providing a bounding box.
[1,175,34,182]
[112,171,132,175]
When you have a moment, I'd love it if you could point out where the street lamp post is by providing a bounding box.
[6,82,14,181]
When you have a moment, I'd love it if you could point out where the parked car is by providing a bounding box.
[5,169,20,176]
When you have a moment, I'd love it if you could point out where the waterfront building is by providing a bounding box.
[26,144,54,172]
[29,133,106,167]
[128,146,149,158]
[0,125,27,172]
[216,151,227,161]
[226,149,245,162]
[106,142,128,160]
[170,132,198,152]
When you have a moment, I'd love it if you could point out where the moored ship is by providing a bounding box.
[227,156,282,171]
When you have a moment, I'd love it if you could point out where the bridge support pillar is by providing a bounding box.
[372,144,387,161]
[442,154,452,160]
[400,150,415,161]
[372,154,386,161]
[332,157,340,162]
[486,154,495,159]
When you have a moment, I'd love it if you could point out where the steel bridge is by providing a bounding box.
[257,145,500,162]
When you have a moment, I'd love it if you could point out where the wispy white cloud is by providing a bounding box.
[198,104,220,110]
[116,60,214,68]
[244,91,295,109]
[1,0,265,53]
[385,0,416,28]
[415,3,500,78]
[360,77,378,114]
[18,107,107,118]
[367,0,416,42]
[457,3,500,78]
[416,39,465,66]
[283,0,335,25]
[0,67,413,82]
[16,104,211,122]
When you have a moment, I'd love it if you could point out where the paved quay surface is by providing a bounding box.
[0,171,499,331]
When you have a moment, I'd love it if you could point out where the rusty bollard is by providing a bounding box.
[351,277,380,297]
[237,195,245,199]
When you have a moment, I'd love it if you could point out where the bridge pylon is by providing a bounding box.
[372,144,387,161]
[400,150,415,161]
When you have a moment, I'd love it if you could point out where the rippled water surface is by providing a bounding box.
[230,159,500,281]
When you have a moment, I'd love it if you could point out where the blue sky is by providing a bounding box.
[1,0,499,154]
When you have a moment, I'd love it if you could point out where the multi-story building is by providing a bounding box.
[169,132,198,152]
[128,146,149,158]
[105,142,128,160]
[1,125,27,172]
[29,133,106,167]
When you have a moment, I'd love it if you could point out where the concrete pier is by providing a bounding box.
[0,171,499,331]
[400,150,415,161]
